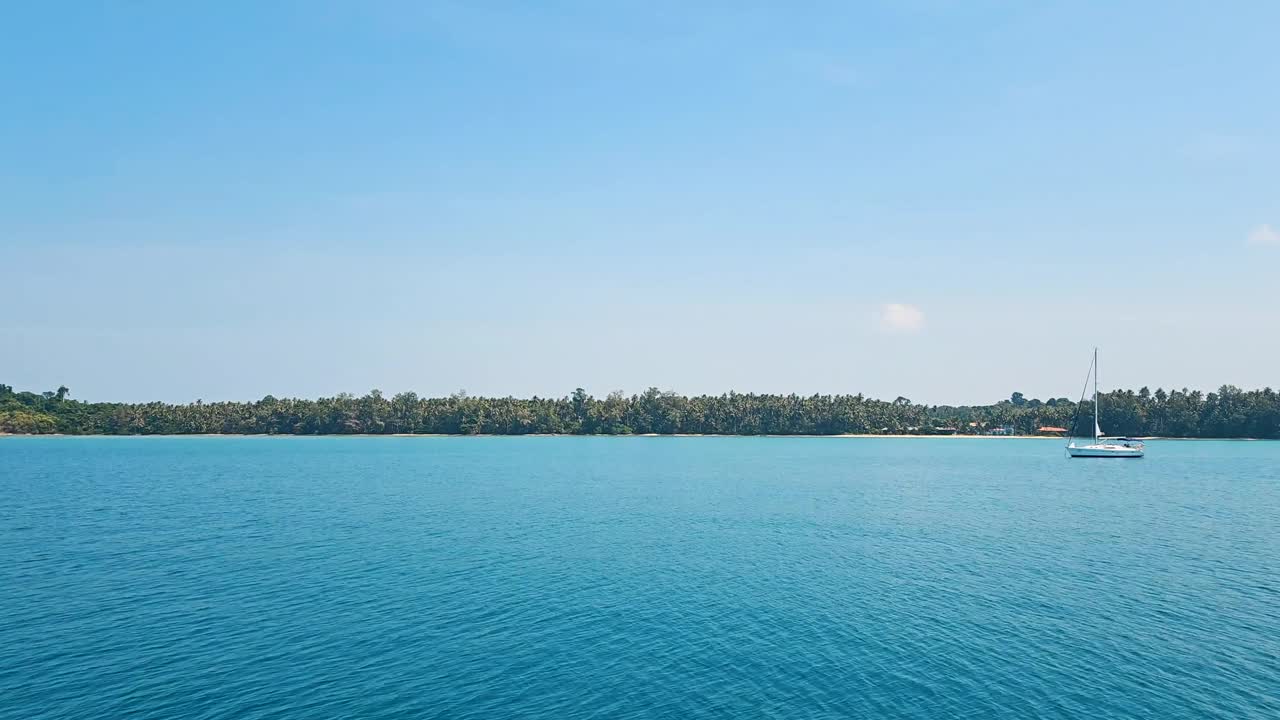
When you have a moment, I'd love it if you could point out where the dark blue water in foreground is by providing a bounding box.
[2,437,1278,719]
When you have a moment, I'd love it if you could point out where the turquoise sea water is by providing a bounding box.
[1,437,1277,719]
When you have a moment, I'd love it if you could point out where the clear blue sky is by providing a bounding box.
[4,1,1278,405]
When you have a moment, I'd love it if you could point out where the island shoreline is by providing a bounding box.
[3,433,1271,440]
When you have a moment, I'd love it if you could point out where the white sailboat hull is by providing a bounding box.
[1067,443,1144,458]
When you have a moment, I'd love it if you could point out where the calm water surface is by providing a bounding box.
[1,437,1277,719]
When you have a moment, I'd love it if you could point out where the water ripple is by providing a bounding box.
[1,436,1277,719]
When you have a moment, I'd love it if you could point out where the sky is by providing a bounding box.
[3,1,1278,405]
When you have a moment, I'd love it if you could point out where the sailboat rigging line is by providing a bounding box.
[1068,352,1095,446]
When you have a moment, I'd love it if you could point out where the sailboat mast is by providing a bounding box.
[1093,348,1099,442]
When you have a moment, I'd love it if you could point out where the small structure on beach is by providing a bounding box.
[1037,426,1068,435]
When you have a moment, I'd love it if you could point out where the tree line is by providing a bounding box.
[2,383,1277,438]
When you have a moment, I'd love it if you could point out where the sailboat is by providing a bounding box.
[1066,349,1145,458]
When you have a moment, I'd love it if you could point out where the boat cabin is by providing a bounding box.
[1099,437,1144,448]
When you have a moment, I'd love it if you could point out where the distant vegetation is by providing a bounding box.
[2,384,1277,438]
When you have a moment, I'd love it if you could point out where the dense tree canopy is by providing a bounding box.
[2,383,1277,438]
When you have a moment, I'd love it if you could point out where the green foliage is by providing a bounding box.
[0,409,58,434]
[1,384,1277,438]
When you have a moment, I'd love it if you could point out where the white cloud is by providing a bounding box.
[1247,224,1279,246]
[879,303,924,333]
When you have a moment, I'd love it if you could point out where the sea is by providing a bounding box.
[1,436,1277,719]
